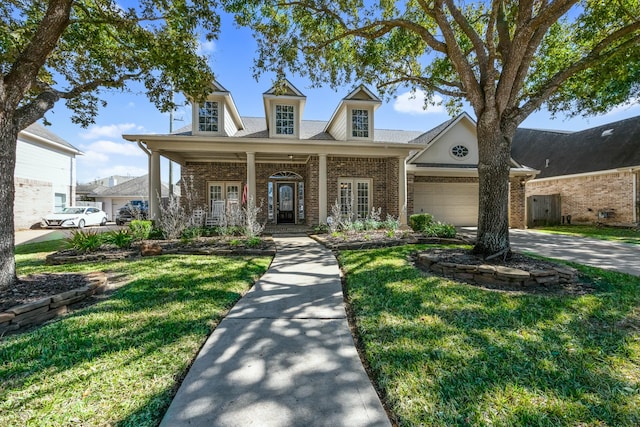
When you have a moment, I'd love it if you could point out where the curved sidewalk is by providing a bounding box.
[160,236,391,427]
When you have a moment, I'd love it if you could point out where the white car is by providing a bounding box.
[41,207,108,229]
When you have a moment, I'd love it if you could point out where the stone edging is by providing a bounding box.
[416,253,578,287]
[310,233,467,250]
[0,272,108,337]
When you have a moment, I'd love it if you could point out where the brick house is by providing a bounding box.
[123,80,536,228]
[512,115,640,226]
[15,123,82,230]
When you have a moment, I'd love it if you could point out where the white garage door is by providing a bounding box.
[413,182,479,226]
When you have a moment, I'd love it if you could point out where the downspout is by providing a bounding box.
[634,170,638,224]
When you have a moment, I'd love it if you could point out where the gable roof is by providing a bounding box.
[169,118,424,144]
[511,115,640,178]
[21,122,82,155]
[92,174,169,198]
[324,84,382,133]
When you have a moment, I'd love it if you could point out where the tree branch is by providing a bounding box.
[3,0,73,109]
[431,0,484,110]
[514,31,640,124]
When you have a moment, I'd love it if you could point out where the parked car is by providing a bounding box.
[115,200,149,225]
[41,206,108,228]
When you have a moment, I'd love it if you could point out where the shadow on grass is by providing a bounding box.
[0,254,270,426]
[340,245,640,426]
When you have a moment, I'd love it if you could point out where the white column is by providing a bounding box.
[319,154,328,223]
[150,150,161,220]
[398,156,407,226]
[246,152,256,204]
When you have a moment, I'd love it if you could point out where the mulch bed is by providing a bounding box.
[418,248,595,296]
[0,273,92,312]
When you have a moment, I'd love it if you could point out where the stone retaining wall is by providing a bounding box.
[0,272,107,336]
[416,253,577,287]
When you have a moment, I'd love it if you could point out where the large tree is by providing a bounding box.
[224,0,640,257]
[1,0,219,290]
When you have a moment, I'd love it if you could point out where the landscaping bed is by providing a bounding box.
[45,236,276,265]
[311,230,468,250]
[415,248,591,295]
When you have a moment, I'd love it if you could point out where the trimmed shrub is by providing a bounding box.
[409,213,434,232]
[423,222,457,238]
[103,229,134,249]
[67,230,103,252]
[129,220,153,241]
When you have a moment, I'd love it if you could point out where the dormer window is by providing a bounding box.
[351,109,369,138]
[275,105,295,135]
[198,101,219,132]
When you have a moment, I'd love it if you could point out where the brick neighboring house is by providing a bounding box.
[14,123,82,230]
[123,80,537,228]
[512,115,640,226]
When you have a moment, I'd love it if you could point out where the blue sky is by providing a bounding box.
[42,11,640,185]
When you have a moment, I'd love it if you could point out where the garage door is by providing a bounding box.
[413,182,479,226]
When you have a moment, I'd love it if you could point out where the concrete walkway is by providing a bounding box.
[510,229,640,276]
[159,236,391,427]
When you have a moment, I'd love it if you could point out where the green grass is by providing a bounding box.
[340,245,640,426]
[533,225,640,245]
[2,241,271,426]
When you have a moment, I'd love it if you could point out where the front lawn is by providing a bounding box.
[1,241,271,426]
[340,245,640,426]
[533,225,640,245]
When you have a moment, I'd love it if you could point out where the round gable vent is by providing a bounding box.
[451,144,469,159]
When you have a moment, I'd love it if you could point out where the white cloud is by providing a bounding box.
[84,140,144,157]
[79,151,109,164]
[197,40,216,56]
[94,165,148,179]
[393,90,445,115]
[603,97,640,117]
[79,123,143,140]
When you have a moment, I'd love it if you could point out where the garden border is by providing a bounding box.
[0,272,108,336]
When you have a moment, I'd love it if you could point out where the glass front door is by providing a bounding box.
[277,183,295,223]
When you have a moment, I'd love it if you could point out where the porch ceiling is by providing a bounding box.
[160,151,312,164]
[124,134,420,165]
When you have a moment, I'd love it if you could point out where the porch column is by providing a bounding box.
[150,150,161,220]
[319,154,327,223]
[246,152,256,204]
[398,156,407,226]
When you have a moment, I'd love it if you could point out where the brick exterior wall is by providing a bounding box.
[306,156,319,225]
[509,177,526,229]
[183,159,532,228]
[525,171,636,225]
[182,162,247,211]
[15,177,53,230]
[184,157,402,226]
[326,157,398,218]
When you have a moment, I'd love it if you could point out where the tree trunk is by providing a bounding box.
[0,111,18,292]
[473,114,514,258]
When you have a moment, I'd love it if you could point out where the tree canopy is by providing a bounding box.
[225,0,640,256]
[1,0,219,130]
[225,0,639,120]
[0,0,220,290]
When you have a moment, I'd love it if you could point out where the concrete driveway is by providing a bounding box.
[14,224,122,246]
[509,229,640,277]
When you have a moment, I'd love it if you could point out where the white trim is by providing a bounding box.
[20,131,83,156]
[530,168,640,183]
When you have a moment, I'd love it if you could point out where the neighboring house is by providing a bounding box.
[89,174,169,220]
[76,175,136,202]
[123,80,537,228]
[14,122,82,230]
[512,115,640,226]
